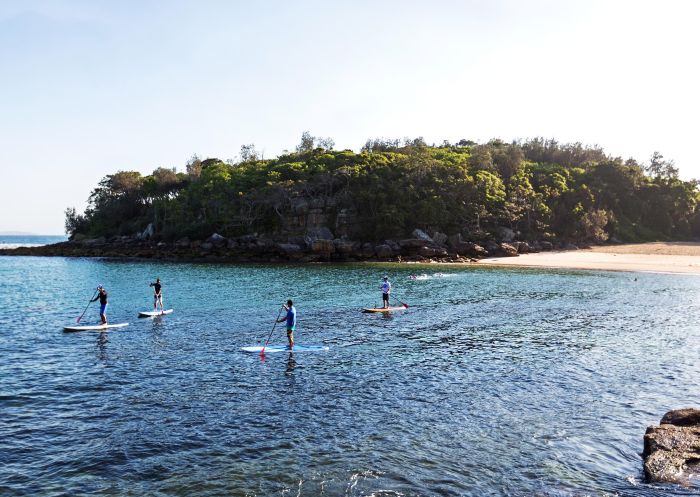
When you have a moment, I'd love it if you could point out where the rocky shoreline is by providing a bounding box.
[0,228,582,263]
[644,408,700,485]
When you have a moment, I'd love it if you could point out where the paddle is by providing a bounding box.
[260,306,284,357]
[392,293,409,308]
[77,288,99,323]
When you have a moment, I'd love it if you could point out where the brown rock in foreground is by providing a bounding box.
[643,408,700,484]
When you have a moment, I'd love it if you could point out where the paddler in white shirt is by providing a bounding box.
[380,276,391,309]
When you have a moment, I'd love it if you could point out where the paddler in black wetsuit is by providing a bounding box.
[90,286,108,324]
[149,278,163,312]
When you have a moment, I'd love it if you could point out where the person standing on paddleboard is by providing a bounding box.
[150,278,163,312]
[380,276,391,309]
[277,300,296,349]
[90,286,108,324]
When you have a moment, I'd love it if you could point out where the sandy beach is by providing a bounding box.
[483,242,700,274]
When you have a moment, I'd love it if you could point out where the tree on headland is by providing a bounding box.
[646,151,679,180]
[64,136,700,244]
[186,154,202,178]
[240,144,259,162]
[296,131,335,153]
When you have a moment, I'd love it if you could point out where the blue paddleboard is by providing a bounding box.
[241,344,329,353]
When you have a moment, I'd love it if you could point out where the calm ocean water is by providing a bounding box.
[1,256,699,496]
[0,235,66,249]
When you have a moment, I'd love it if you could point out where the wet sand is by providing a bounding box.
[483,242,700,274]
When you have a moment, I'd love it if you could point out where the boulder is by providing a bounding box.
[361,243,375,258]
[236,234,258,244]
[306,227,334,241]
[662,409,700,426]
[540,241,554,251]
[207,233,227,247]
[496,226,515,242]
[333,239,356,254]
[516,241,531,254]
[412,229,434,243]
[82,237,107,246]
[499,243,519,257]
[287,236,307,247]
[175,237,191,248]
[385,240,401,252]
[455,242,487,258]
[431,231,448,246]
[419,246,447,258]
[375,244,393,258]
[485,240,500,254]
[399,238,428,249]
[276,243,303,258]
[419,246,438,257]
[200,242,213,251]
[311,239,335,254]
[255,238,274,249]
[643,408,700,484]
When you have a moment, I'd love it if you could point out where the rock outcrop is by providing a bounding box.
[0,229,569,264]
[643,408,700,484]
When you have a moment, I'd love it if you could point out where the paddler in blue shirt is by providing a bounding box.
[380,276,391,309]
[276,299,296,349]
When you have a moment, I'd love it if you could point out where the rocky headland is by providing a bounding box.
[0,225,570,263]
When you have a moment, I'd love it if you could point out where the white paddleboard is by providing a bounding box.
[138,309,174,318]
[362,306,406,313]
[241,344,329,353]
[63,323,129,332]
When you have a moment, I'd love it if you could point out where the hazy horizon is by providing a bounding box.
[2,0,699,234]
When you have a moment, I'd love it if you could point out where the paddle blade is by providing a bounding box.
[402,303,409,308]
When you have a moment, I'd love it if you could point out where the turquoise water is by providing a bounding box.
[1,256,700,496]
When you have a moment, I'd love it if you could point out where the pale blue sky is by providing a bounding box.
[1,0,698,234]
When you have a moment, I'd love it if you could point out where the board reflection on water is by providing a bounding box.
[1,256,699,496]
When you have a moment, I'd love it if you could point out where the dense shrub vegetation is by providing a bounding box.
[65,135,700,243]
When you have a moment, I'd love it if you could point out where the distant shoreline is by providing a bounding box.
[481,242,700,274]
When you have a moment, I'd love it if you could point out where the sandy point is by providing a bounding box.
[481,242,700,274]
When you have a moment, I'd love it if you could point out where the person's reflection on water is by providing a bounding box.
[150,315,167,349]
[95,332,109,362]
[285,352,297,374]
[151,315,165,333]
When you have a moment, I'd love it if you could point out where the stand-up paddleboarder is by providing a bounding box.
[90,286,108,324]
[277,300,296,349]
[150,278,163,313]
[380,276,391,309]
